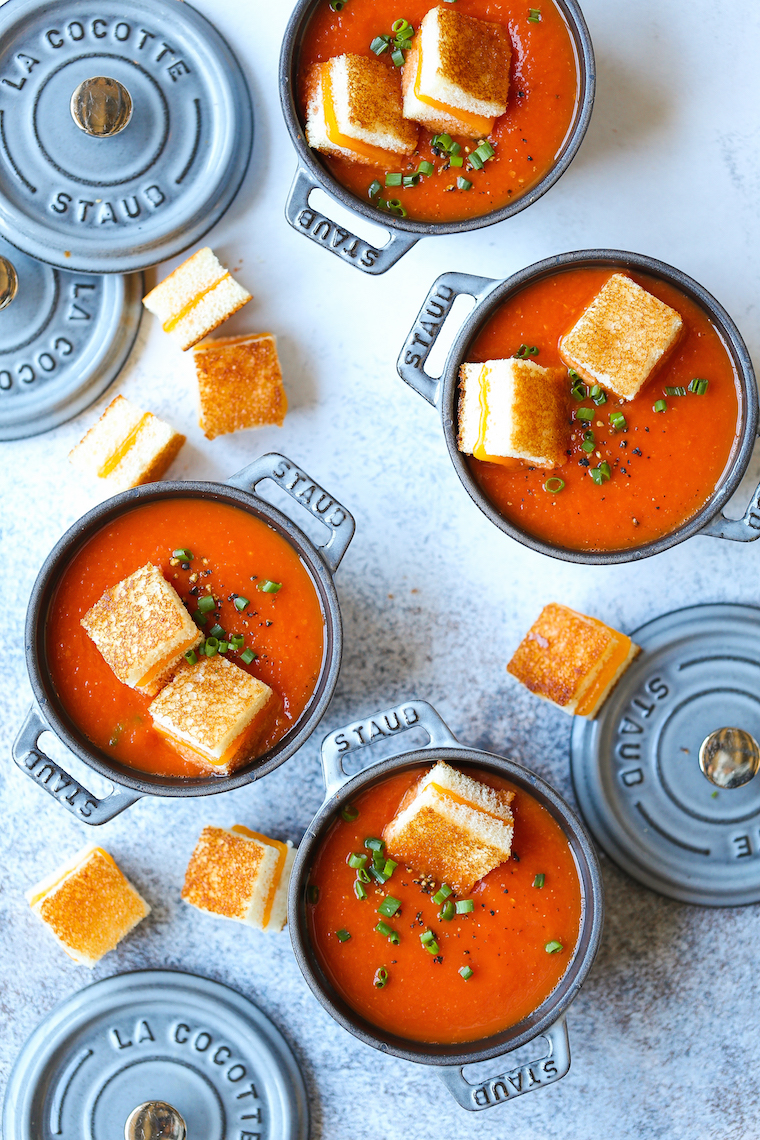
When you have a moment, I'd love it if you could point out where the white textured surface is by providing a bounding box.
[1,0,759,1138]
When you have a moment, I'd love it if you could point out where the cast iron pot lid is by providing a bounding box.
[0,232,141,439]
[2,970,309,1140]
[0,0,253,273]
[570,603,760,907]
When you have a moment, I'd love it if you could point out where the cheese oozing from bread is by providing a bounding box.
[507,603,640,717]
[305,53,418,167]
[181,825,296,932]
[458,358,568,468]
[26,844,150,967]
[559,273,684,401]
[142,247,251,351]
[69,394,185,492]
[401,6,511,137]
[383,761,514,893]
[81,562,202,696]
[193,332,288,440]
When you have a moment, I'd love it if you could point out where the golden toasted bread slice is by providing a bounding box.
[81,562,202,696]
[143,247,251,351]
[69,395,185,492]
[559,273,683,400]
[193,333,288,440]
[507,603,640,717]
[26,845,150,967]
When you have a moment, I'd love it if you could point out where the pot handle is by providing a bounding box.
[438,1015,571,1112]
[285,165,418,275]
[396,271,499,406]
[698,477,760,541]
[227,452,356,573]
[12,706,141,825]
[320,699,458,797]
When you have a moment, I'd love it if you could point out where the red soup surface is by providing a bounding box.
[47,499,325,778]
[465,267,741,551]
[307,766,582,1044]
[297,0,579,224]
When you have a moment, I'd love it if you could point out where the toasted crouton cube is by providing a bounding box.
[457,358,568,468]
[305,53,418,167]
[182,825,296,932]
[148,655,280,776]
[69,395,185,492]
[26,845,150,967]
[402,7,511,138]
[508,603,640,717]
[81,562,202,696]
[193,333,287,440]
[143,247,251,351]
[559,274,684,400]
[383,761,514,893]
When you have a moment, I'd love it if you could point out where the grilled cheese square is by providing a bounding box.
[383,761,514,893]
[305,53,418,167]
[193,333,288,440]
[182,825,295,932]
[81,562,202,696]
[508,603,640,718]
[458,358,568,468]
[559,274,684,400]
[143,247,251,351]
[148,655,279,776]
[69,395,185,492]
[26,845,150,967]
[402,6,511,138]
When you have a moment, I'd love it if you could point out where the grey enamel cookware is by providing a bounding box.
[289,699,604,1111]
[396,248,759,564]
[13,452,355,824]
[279,0,595,274]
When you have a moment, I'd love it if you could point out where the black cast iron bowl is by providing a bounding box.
[13,453,355,825]
[396,248,759,564]
[289,699,604,1112]
[279,0,595,274]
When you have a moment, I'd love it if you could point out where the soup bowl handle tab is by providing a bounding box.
[320,699,458,797]
[227,452,356,573]
[285,165,419,275]
[397,272,499,407]
[438,1015,571,1112]
[698,476,760,542]
[12,706,141,824]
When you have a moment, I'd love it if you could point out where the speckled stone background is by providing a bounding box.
[1,0,760,1137]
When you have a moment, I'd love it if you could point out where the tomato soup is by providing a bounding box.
[46,499,325,778]
[307,766,581,1044]
[465,267,741,551]
[297,0,579,224]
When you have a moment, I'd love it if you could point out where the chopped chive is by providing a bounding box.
[193,610,208,626]
[258,580,282,594]
[217,641,229,654]
[576,406,594,421]
[600,461,611,478]
[391,47,405,65]
[377,895,401,917]
[545,940,563,954]
[468,151,484,171]
[375,920,393,936]
[476,139,495,160]
[455,899,474,914]
[533,873,545,888]
[385,172,402,187]
[653,399,667,412]
[385,199,407,217]
[665,386,686,396]
[418,160,434,176]
[689,377,709,395]
[307,885,319,904]
[354,880,368,900]
[440,899,456,921]
[589,463,611,485]
[383,858,398,878]
[329,0,345,9]
[389,930,401,945]
[369,865,386,884]
[230,635,245,651]
[425,938,440,954]
[449,155,464,167]
[436,132,453,151]
[240,649,257,665]
[172,548,192,560]
[370,35,389,54]
[348,853,367,869]
[209,623,225,639]
[336,928,351,942]
[420,929,435,944]
[581,439,595,453]
[609,412,627,431]
[528,7,541,21]
[432,883,452,904]
[449,141,461,156]
[365,837,385,852]
[544,477,565,493]
[341,804,359,822]
[197,595,215,613]
[569,368,579,379]
[457,176,472,190]
[402,174,420,188]
[571,377,587,400]
[373,967,389,989]
[184,649,198,665]
[356,867,371,883]
[590,385,607,405]
[234,596,249,611]
[368,179,382,199]
[459,965,474,979]
[391,17,410,31]
[515,344,539,359]
[204,636,219,657]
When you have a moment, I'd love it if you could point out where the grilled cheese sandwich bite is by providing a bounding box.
[148,655,279,776]
[402,6,511,138]
[69,395,185,492]
[142,247,252,351]
[305,53,418,167]
[383,761,514,893]
[182,825,295,932]
[458,358,568,468]
[193,333,288,440]
[81,562,202,697]
[26,844,150,967]
[508,603,640,717]
[559,273,684,400]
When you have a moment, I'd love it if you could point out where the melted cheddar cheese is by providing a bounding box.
[575,634,633,717]
[413,41,494,137]
[321,64,399,166]
[232,825,288,929]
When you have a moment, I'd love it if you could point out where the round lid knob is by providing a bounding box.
[698,727,760,789]
[70,76,133,138]
[0,256,18,310]
[125,1101,186,1140]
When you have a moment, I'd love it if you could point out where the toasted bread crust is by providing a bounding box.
[182,826,267,920]
[436,7,511,106]
[343,54,418,148]
[193,333,288,440]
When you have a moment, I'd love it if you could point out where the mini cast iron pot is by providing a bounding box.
[279,0,595,275]
[289,699,603,1112]
[13,453,355,825]
[396,249,759,564]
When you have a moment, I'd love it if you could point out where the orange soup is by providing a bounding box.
[465,267,741,551]
[47,499,325,778]
[307,766,581,1044]
[297,0,579,224]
